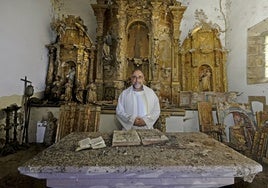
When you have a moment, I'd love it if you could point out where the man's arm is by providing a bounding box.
[115,91,135,130]
[141,89,161,129]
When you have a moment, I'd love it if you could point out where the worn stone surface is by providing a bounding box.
[19,131,262,184]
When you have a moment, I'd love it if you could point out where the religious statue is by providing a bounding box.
[66,66,76,84]
[51,75,63,100]
[43,111,57,146]
[64,80,73,102]
[199,67,212,91]
[75,83,84,103]
[87,83,97,103]
[102,32,113,63]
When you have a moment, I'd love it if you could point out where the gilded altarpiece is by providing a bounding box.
[91,0,186,106]
[45,15,96,104]
[180,26,227,93]
[44,1,228,110]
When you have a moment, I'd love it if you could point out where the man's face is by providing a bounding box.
[131,70,144,90]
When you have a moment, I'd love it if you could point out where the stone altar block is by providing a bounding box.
[18,131,262,188]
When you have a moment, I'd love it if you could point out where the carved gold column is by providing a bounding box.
[76,46,85,88]
[113,0,128,97]
[115,0,127,80]
[91,4,106,100]
[170,5,186,82]
[45,45,56,93]
[89,47,95,83]
[170,4,186,105]
[151,2,162,83]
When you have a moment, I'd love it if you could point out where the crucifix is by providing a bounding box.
[21,76,32,95]
[20,76,33,144]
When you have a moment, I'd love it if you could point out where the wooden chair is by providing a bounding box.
[197,101,225,142]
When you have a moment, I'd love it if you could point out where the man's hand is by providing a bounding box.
[134,117,146,126]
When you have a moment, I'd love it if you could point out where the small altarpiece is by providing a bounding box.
[180,24,227,93]
[44,15,96,104]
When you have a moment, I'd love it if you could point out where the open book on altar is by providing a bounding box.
[75,136,106,151]
[112,129,169,147]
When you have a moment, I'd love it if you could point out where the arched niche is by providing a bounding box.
[61,61,76,80]
[126,21,150,80]
[199,64,213,92]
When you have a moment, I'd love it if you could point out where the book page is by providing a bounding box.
[112,130,141,147]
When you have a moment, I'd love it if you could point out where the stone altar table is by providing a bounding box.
[18,131,262,188]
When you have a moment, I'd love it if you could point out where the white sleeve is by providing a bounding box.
[142,91,160,129]
[116,91,135,130]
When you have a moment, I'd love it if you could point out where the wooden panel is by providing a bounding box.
[55,103,101,142]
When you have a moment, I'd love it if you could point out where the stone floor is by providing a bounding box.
[0,143,267,188]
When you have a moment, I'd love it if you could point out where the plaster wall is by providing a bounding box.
[0,0,52,99]
[226,0,268,103]
[180,0,227,45]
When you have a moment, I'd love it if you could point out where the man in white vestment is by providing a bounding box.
[116,69,160,130]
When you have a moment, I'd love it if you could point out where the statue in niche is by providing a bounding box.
[64,80,73,102]
[199,66,212,91]
[103,32,113,63]
[66,66,76,84]
[87,83,97,103]
[76,83,84,103]
[51,75,63,100]
[127,22,149,59]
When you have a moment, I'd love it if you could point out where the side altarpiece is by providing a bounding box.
[45,15,96,104]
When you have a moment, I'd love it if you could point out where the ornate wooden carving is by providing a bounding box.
[197,101,225,141]
[56,103,101,142]
[92,0,186,107]
[44,15,96,104]
[44,1,228,110]
[179,91,238,109]
[251,111,268,160]
[216,102,256,150]
[180,24,227,92]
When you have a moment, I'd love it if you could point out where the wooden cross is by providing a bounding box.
[20,76,32,95]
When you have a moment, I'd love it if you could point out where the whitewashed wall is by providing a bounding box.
[180,0,227,46]
[0,0,52,107]
[226,0,268,103]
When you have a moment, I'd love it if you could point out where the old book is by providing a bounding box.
[137,129,169,145]
[112,129,169,147]
[75,136,106,151]
[112,130,141,147]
